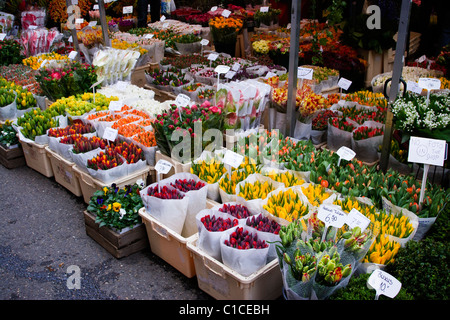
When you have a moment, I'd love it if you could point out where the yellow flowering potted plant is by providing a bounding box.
[85,182,148,258]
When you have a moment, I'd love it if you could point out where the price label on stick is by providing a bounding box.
[260,6,269,12]
[175,93,190,108]
[215,65,230,74]
[211,6,218,12]
[225,70,236,79]
[88,21,97,27]
[160,15,166,22]
[208,53,219,61]
[109,100,123,111]
[367,269,402,300]
[145,34,154,39]
[0,33,6,41]
[93,4,99,10]
[155,160,173,175]
[200,39,209,46]
[418,78,441,91]
[223,150,244,168]
[123,6,133,14]
[338,77,352,91]
[103,127,118,142]
[75,18,84,24]
[222,9,231,17]
[318,204,347,229]
[336,146,356,164]
[346,208,371,232]
[297,67,313,80]
[407,81,423,95]
[68,51,78,60]
[408,136,446,167]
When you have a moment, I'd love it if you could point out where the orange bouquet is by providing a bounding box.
[209,16,243,44]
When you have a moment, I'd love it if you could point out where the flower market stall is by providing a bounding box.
[0,0,449,303]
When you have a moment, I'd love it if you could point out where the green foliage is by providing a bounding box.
[384,238,450,300]
[330,272,414,300]
[0,39,25,66]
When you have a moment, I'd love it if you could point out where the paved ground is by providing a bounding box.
[0,163,211,301]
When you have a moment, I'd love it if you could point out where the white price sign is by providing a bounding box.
[368,269,402,299]
[215,65,230,74]
[260,6,269,12]
[0,33,6,41]
[318,204,347,229]
[160,15,166,22]
[418,78,441,91]
[222,9,231,17]
[200,39,209,46]
[338,77,352,91]
[155,159,173,174]
[225,71,236,79]
[336,146,356,162]
[346,208,371,232]
[231,62,241,72]
[123,6,133,14]
[144,33,154,39]
[68,51,78,60]
[109,100,123,111]
[103,127,118,142]
[75,18,84,24]
[408,136,446,167]
[211,6,218,12]
[208,53,219,61]
[407,81,423,94]
[93,4,99,10]
[175,93,191,108]
[297,67,313,80]
[416,55,426,63]
[88,21,97,27]
[264,71,277,79]
[68,35,73,43]
[223,150,244,168]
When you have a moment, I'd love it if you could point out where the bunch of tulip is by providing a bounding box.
[263,188,309,222]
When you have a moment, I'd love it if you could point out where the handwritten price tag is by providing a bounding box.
[145,33,154,39]
[75,18,84,24]
[175,93,191,108]
[297,67,313,80]
[200,39,209,46]
[368,269,402,299]
[103,127,118,142]
[155,160,173,174]
[346,208,370,232]
[407,81,423,94]
[222,9,231,17]
[318,204,347,229]
[418,78,441,91]
[88,21,97,27]
[336,146,356,161]
[68,51,78,60]
[338,77,352,91]
[223,149,244,168]
[93,4,99,10]
[123,6,133,14]
[408,136,446,167]
[231,62,241,72]
[109,100,123,111]
[215,65,230,74]
[211,6,218,12]
[208,53,219,61]
[260,6,269,12]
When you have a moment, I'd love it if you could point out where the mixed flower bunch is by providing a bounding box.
[35,61,98,101]
[87,183,144,231]
[0,120,18,147]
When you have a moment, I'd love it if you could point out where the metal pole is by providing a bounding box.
[98,0,111,47]
[379,0,412,173]
[286,0,302,137]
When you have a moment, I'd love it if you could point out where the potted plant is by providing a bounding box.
[85,182,148,258]
[209,16,243,57]
[174,34,202,55]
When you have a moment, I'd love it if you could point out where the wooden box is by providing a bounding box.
[0,144,26,169]
[84,210,149,259]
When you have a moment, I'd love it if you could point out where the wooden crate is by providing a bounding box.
[0,144,26,169]
[144,84,177,102]
[131,64,151,88]
[84,210,149,259]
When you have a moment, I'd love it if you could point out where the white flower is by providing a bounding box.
[119,208,126,220]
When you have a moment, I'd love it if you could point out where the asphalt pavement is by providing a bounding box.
[0,163,211,301]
